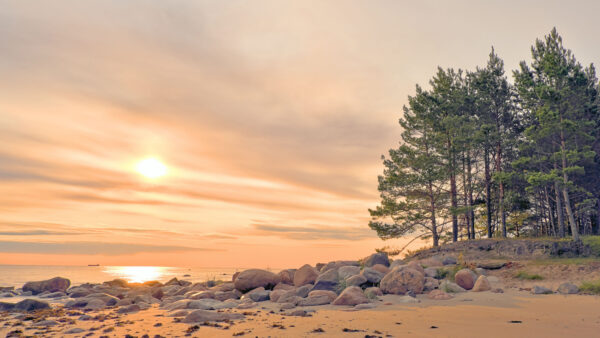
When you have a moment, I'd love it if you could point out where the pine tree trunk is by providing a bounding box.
[554,161,566,237]
[496,142,506,237]
[467,152,475,239]
[485,147,492,238]
[544,186,556,236]
[560,131,580,241]
[429,182,439,247]
[451,172,458,242]
[462,155,470,240]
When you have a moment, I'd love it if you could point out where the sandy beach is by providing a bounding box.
[2,290,599,338]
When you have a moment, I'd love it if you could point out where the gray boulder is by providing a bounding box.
[361,268,385,284]
[313,269,339,291]
[23,277,70,295]
[183,309,244,323]
[338,266,361,280]
[346,275,367,287]
[557,283,579,295]
[363,252,390,267]
[234,269,280,292]
[332,286,369,306]
[533,286,553,294]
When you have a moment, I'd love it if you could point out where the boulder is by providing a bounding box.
[23,277,70,295]
[307,290,337,302]
[214,290,241,301]
[277,269,295,285]
[243,287,270,302]
[234,269,280,292]
[187,298,224,310]
[442,257,457,265]
[294,264,319,286]
[557,283,579,295]
[84,298,106,310]
[103,279,129,288]
[295,284,313,298]
[371,264,390,274]
[476,261,507,270]
[423,267,438,278]
[320,260,359,272]
[428,289,453,300]
[472,275,491,292]
[532,286,553,295]
[423,277,439,292]
[440,280,466,293]
[380,268,424,295]
[117,304,140,313]
[419,257,443,268]
[361,268,385,284]
[298,294,333,306]
[406,261,425,275]
[364,287,383,299]
[398,295,421,303]
[183,309,244,323]
[273,283,295,291]
[232,272,240,282]
[332,286,369,306]
[64,328,85,334]
[346,275,367,287]
[338,266,361,280]
[11,299,51,311]
[269,289,288,302]
[313,269,339,291]
[454,269,477,290]
[363,252,390,267]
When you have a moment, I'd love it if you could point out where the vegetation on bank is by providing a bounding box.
[514,271,544,280]
[579,280,600,294]
[369,28,600,248]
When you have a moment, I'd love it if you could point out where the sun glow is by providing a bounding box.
[136,158,167,178]
[104,266,166,283]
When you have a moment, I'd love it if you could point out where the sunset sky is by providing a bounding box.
[1,0,599,268]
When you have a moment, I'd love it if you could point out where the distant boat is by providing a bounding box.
[88,264,100,266]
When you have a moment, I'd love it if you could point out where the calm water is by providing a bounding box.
[0,265,248,288]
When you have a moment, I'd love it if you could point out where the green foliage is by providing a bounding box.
[335,277,348,294]
[582,236,600,256]
[514,271,544,280]
[579,280,600,294]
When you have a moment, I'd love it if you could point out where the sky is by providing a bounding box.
[1,0,599,268]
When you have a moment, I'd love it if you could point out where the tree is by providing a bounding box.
[369,85,449,247]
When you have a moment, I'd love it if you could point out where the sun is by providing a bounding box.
[136,158,167,178]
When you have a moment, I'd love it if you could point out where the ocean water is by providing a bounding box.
[0,265,249,289]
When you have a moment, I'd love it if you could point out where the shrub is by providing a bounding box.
[579,280,600,295]
[514,271,544,280]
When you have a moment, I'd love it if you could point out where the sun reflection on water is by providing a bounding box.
[103,266,167,283]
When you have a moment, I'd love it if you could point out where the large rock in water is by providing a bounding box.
[454,269,476,290]
[332,286,369,306]
[294,264,319,287]
[233,269,280,293]
[363,253,390,267]
[380,268,424,295]
[23,277,70,295]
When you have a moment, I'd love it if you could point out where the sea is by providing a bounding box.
[0,265,252,289]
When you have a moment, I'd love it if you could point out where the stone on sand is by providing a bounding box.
[294,264,319,287]
[380,268,424,295]
[183,309,244,323]
[363,252,390,267]
[472,275,491,292]
[454,269,477,290]
[557,283,579,295]
[234,269,280,292]
[332,286,369,306]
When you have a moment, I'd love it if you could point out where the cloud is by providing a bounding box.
[0,230,75,236]
[0,241,220,255]
[252,223,377,241]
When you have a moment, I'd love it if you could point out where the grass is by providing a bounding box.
[579,280,600,295]
[335,278,347,294]
[530,257,598,266]
[514,271,544,280]
[582,236,600,256]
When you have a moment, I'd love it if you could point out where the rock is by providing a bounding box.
[116,298,133,306]
[557,283,579,295]
[423,277,439,292]
[338,266,361,280]
[389,259,405,269]
[40,291,66,298]
[273,283,294,291]
[0,286,14,292]
[313,269,339,291]
[380,268,424,295]
[269,289,287,302]
[423,267,438,278]
[214,290,241,301]
[532,286,553,294]
[472,276,491,292]
[279,302,296,310]
[103,279,129,288]
[14,299,51,311]
[244,287,270,302]
[361,268,385,284]
[308,290,337,302]
[36,320,59,326]
[363,252,390,267]
[84,298,106,310]
[492,288,504,293]
[298,294,332,306]
[440,281,466,293]
[332,286,369,306]
[295,284,313,298]
[406,261,425,275]
[169,310,189,317]
[294,264,319,287]
[353,303,377,310]
[287,309,310,317]
[232,272,240,282]
[364,287,383,299]
[183,309,244,323]
[487,276,500,283]
[64,328,85,334]
[346,275,367,287]
[476,261,507,270]
[320,260,360,272]
[454,269,476,290]
[277,269,295,285]
[428,289,453,300]
[398,295,421,303]
[277,293,301,305]
[0,292,14,297]
[234,269,280,292]
[442,256,457,265]
[22,277,70,295]
[371,264,390,274]
[117,304,141,313]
